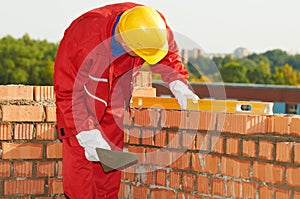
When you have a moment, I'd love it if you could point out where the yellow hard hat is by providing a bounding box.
[118,6,168,64]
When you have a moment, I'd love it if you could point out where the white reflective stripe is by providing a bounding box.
[84,85,108,107]
[88,74,108,82]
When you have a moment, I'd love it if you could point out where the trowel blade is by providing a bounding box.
[95,148,138,173]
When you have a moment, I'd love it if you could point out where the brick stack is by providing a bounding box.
[121,109,300,199]
[0,85,63,198]
[1,84,300,198]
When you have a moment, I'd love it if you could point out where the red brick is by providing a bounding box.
[182,173,195,191]
[294,144,300,164]
[151,189,176,199]
[226,138,240,155]
[246,115,267,134]
[132,185,150,199]
[1,105,44,122]
[169,152,191,170]
[276,142,293,162]
[168,131,181,149]
[132,87,156,97]
[196,175,209,194]
[136,168,154,184]
[259,141,274,160]
[13,123,34,140]
[0,85,33,101]
[286,167,300,187]
[141,129,154,145]
[217,113,248,134]
[37,161,55,177]
[275,188,291,199]
[122,168,135,181]
[128,128,140,145]
[227,180,241,198]
[123,110,132,126]
[169,171,181,189]
[34,86,55,101]
[0,162,11,178]
[36,123,56,140]
[294,191,300,199]
[48,178,64,194]
[195,133,210,151]
[45,106,56,122]
[290,117,300,136]
[0,123,12,140]
[241,182,256,198]
[243,140,256,158]
[177,192,204,199]
[57,161,63,177]
[13,162,32,177]
[187,111,216,131]
[192,153,220,174]
[227,181,256,198]
[46,142,62,158]
[221,157,250,178]
[133,71,152,87]
[273,115,291,134]
[145,148,171,167]
[182,132,196,150]
[118,182,131,199]
[124,128,130,143]
[154,130,167,147]
[4,179,44,195]
[253,161,284,184]
[133,109,159,127]
[161,110,187,129]
[2,142,43,159]
[259,186,274,199]
[211,178,225,196]
[156,169,167,186]
[127,145,145,164]
[211,135,223,153]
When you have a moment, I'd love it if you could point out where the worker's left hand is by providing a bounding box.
[76,129,111,162]
[169,80,199,109]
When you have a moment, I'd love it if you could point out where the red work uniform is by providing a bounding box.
[53,2,188,199]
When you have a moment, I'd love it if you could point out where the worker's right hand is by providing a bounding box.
[76,129,111,161]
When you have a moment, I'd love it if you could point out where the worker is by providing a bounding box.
[53,2,199,199]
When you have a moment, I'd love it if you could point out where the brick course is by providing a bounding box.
[1,85,300,199]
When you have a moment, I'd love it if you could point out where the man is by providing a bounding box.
[54,2,199,199]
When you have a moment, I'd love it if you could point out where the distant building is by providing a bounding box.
[233,47,249,58]
[181,48,205,64]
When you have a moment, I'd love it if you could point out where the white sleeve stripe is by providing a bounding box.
[88,74,108,82]
[84,84,108,107]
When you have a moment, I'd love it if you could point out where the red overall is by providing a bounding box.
[53,2,188,198]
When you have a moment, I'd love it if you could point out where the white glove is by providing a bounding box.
[169,80,199,109]
[76,129,111,161]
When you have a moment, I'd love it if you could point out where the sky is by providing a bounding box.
[0,0,300,54]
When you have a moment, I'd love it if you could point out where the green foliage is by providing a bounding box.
[186,49,300,86]
[0,34,58,85]
[220,62,249,83]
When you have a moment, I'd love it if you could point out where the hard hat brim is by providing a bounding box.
[134,41,168,65]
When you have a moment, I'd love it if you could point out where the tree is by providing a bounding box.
[220,62,249,83]
[0,34,58,85]
[272,64,300,85]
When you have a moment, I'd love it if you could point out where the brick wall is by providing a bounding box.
[1,85,300,198]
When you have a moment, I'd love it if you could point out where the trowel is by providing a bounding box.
[96,148,138,173]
